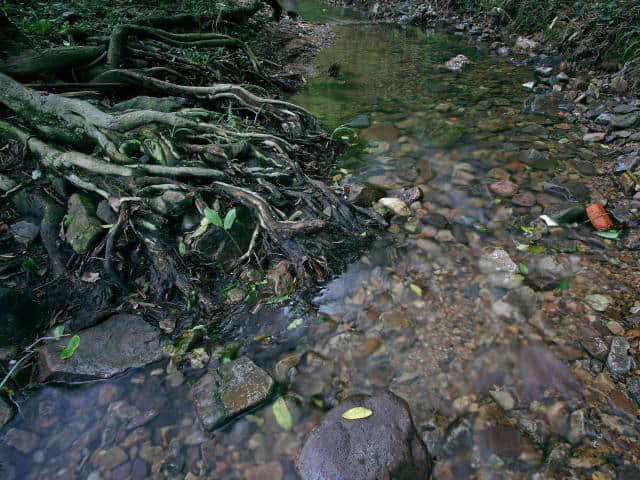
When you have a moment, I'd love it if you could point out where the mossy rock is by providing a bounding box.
[66,194,103,254]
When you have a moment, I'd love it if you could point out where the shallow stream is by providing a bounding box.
[2,4,639,480]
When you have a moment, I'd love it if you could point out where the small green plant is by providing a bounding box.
[203,207,242,253]
[226,104,236,129]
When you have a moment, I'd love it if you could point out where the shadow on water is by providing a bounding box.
[2,6,639,480]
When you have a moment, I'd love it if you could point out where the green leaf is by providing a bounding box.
[204,207,223,228]
[265,294,290,305]
[52,326,65,338]
[520,225,533,234]
[557,278,570,290]
[60,335,80,360]
[596,229,620,239]
[287,318,304,330]
[272,397,293,431]
[341,406,373,420]
[528,244,546,254]
[223,208,237,231]
[519,263,529,275]
[409,284,423,296]
[63,214,73,227]
[178,241,187,255]
[21,257,37,272]
[516,243,529,251]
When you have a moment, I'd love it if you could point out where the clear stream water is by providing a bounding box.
[2,3,639,480]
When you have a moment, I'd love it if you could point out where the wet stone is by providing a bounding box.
[0,397,13,428]
[296,390,431,480]
[626,377,640,406]
[3,428,39,454]
[38,314,165,381]
[92,446,127,471]
[614,154,639,174]
[568,409,587,444]
[244,461,283,480]
[512,192,536,207]
[489,179,518,197]
[192,356,274,431]
[583,132,606,143]
[581,336,609,361]
[479,248,517,275]
[607,337,631,375]
[586,294,612,312]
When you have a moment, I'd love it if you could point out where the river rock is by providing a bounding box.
[192,356,274,431]
[296,390,431,480]
[0,397,13,428]
[627,376,640,406]
[596,112,639,129]
[615,153,639,173]
[525,255,576,290]
[583,132,606,143]
[585,294,612,312]
[3,428,39,453]
[66,194,103,254]
[607,337,631,375]
[38,314,165,381]
[490,179,518,197]
[479,248,517,275]
[512,192,536,207]
[378,197,410,216]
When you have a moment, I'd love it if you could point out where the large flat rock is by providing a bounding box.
[192,356,274,431]
[296,390,432,480]
[38,314,165,381]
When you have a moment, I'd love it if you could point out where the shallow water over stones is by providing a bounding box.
[2,8,640,480]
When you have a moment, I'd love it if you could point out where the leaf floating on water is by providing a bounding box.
[409,284,423,296]
[287,318,304,330]
[516,243,530,251]
[272,397,293,431]
[341,406,373,420]
[519,263,529,275]
[60,335,80,360]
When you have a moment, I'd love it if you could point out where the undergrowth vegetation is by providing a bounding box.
[443,0,640,64]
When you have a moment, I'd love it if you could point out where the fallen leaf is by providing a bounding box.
[342,406,373,420]
[272,397,293,431]
[60,335,80,360]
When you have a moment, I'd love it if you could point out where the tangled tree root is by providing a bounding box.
[0,2,382,322]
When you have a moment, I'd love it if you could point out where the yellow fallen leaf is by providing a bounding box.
[341,406,373,420]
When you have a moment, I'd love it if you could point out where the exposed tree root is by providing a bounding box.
[0,7,374,327]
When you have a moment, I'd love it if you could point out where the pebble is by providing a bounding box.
[3,428,39,453]
[606,321,624,336]
[585,294,612,312]
[244,461,283,480]
[478,248,518,274]
[512,192,536,207]
[606,337,631,375]
[489,390,515,410]
[583,132,606,142]
[378,197,410,216]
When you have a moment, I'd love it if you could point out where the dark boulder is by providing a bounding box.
[38,314,166,381]
[296,390,431,480]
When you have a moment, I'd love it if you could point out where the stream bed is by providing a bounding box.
[2,5,640,480]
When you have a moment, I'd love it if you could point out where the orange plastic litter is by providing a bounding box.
[586,204,613,231]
